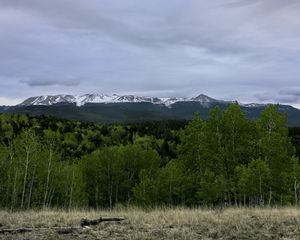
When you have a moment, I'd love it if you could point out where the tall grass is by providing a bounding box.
[1,207,300,239]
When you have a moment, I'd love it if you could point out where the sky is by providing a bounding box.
[1,0,300,107]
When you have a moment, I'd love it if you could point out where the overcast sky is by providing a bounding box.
[1,0,300,107]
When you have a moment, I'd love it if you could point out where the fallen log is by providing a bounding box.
[80,217,125,227]
[0,227,79,234]
[0,217,126,234]
[0,228,33,234]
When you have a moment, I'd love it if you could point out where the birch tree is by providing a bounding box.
[258,105,294,204]
[17,129,39,209]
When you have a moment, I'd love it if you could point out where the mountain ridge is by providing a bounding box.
[1,93,300,126]
[19,93,266,108]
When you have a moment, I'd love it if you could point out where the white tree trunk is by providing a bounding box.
[21,149,30,209]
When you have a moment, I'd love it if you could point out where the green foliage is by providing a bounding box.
[174,105,296,206]
[0,104,299,209]
[133,160,187,206]
[236,159,271,205]
[197,169,226,205]
[83,144,160,209]
[257,105,294,202]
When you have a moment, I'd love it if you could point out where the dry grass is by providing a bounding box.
[1,207,300,239]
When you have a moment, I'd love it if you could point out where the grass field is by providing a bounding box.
[1,207,300,239]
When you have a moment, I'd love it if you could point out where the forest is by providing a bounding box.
[1,104,300,210]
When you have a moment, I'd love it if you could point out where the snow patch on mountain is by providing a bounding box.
[17,93,290,110]
[240,103,267,108]
[19,93,244,107]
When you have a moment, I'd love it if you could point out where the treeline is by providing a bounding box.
[0,105,300,209]
[0,114,182,209]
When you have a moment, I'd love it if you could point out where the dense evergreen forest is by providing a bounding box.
[1,104,300,210]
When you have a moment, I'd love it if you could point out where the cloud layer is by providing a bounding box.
[0,0,300,106]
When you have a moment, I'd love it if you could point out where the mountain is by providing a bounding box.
[1,93,300,126]
[18,93,224,107]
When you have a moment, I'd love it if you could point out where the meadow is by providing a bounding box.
[1,207,300,239]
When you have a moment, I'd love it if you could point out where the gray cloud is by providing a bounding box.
[20,78,80,87]
[275,89,300,104]
[279,89,300,98]
[224,0,300,8]
[0,0,300,107]
[254,93,274,102]
[255,88,300,106]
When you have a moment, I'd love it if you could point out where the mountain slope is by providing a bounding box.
[19,93,225,107]
[2,93,300,126]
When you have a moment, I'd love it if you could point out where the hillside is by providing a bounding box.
[3,101,300,126]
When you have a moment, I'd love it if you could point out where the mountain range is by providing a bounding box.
[1,93,300,126]
[19,93,227,107]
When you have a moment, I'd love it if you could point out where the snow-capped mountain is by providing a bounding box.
[3,93,300,126]
[239,103,267,108]
[19,93,224,107]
